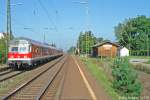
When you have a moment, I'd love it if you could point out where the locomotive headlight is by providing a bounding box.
[24,55,27,58]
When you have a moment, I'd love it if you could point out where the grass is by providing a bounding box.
[80,57,120,100]
[145,60,150,64]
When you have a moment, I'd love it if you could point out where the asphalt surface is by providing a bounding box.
[130,58,149,63]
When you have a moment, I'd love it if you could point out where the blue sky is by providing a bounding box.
[0,0,150,51]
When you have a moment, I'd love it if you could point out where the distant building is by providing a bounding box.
[119,47,129,57]
[92,41,120,57]
[0,32,7,39]
[0,33,4,39]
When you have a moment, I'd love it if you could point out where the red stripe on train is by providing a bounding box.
[8,53,32,58]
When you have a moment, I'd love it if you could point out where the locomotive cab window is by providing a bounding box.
[11,47,18,52]
[20,47,28,53]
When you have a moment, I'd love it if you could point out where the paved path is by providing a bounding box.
[60,56,109,100]
[130,58,150,68]
[130,58,149,63]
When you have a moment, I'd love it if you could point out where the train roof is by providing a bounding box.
[9,37,57,49]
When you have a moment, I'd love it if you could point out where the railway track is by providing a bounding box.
[0,57,63,83]
[0,69,14,76]
[0,70,25,82]
[40,58,68,100]
[2,56,67,100]
[0,67,11,73]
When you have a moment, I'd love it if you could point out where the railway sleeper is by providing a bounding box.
[12,96,36,100]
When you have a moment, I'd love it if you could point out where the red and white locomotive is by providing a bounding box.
[8,37,63,69]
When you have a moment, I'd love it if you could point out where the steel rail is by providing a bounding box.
[2,56,65,100]
[0,71,25,82]
[0,69,14,76]
[0,67,11,72]
[36,57,67,100]
[54,73,65,100]
[54,60,70,100]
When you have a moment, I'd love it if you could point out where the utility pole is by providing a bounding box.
[73,0,90,56]
[5,0,12,64]
[86,0,90,56]
[77,39,80,55]
[7,0,12,40]
[43,33,45,43]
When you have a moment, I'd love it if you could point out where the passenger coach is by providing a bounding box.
[8,37,63,69]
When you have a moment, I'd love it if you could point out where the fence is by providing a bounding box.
[129,50,150,56]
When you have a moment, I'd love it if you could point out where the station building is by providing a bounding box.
[92,41,120,57]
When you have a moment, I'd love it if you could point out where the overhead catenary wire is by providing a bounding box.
[0,1,37,36]
[1,12,38,36]
[73,0,90,55]
[1,1,56,45]
[38,0,57,32]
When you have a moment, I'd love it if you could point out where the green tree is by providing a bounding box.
[114,15,150,56]
[0,37,7,63]
[0,33,15,64]
[67,46,75,54]
[77,31,96,55]
[78,32,84,54]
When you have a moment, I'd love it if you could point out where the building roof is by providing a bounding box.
[92,41,120,48]
[120,47,129,50]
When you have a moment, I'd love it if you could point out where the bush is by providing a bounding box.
[112,57,142,97]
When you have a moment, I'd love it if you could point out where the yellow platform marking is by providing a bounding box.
[72,56,97,100]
